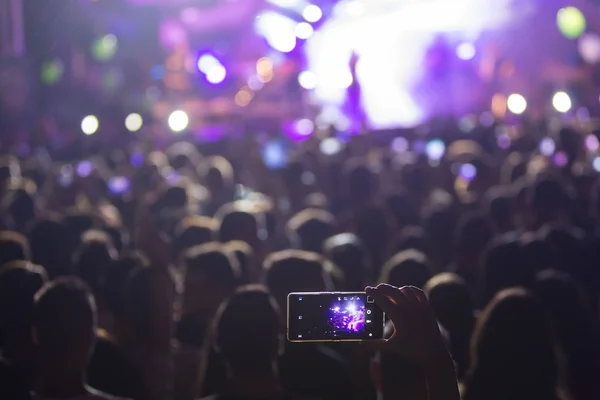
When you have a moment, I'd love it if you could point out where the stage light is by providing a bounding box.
[539,137,555,156]
[76,161,93,178]
[206,64,227,84]
[294,118,314,137]
[553,91,572,113]
[496,133,511,149]
[267,0,300,7]
[456,43,476,61]
[578,33,600,64]
[81,115,99,135]
[593,156,600,172]
[552,151,568,168]
[298,71,318,89]
[92,34,118,62]
[507,93,527,115]
[346,1,365,17]
[257,57,273,77]
[320,138,343,155]
[197,54,220,74]
[303,5,322,22]
[235,88,254,107]
[425,139,446,160]
[248,75,265,91]
[459,163,477,181]
[557,7,586,39]
[150,65,166,80]
[40,59,64,85]
[168,110,189,132]
[295,22,314,39]
[335,70,354,89]
[125,113,143,132]
[255,11,297,53]
[391,137,409,153]
[585,134,599,152]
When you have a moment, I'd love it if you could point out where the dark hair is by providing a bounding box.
[286,208,335,253]
[73,230,117,297]
[323,233,370,291]
[528,177,571,226]
[184,243,241,288]
[484,186,515,233]
[464,288,565,400]
[215,203,258,244]
[379,250,432,289]
[33,278,96,356]
[213,285,281,367]
[105,251,149,318]
[172,216,216,258]
[0,230,30,268]
[29,218,73,278]
[0,262,47,349]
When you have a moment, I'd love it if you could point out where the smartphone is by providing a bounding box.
[287,292,385,342]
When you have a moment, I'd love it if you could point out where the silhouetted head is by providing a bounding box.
[324,233,370,291]
[213,285,282,371]
[33,278,97,372]
[0,230,30,268]
[202,156,234,195]
[464,288,563,400]
[484,186,515,233]
[286,208,335,253]
[264,250,332,315]
[172,215,217,259]
[385,190,421,228]
[28,218,73,277]
[454,212,493,265]
[528,177,571,228]
[182,242,241,320]
[72,230,117,302]
[0,261,47,359]
[379,250,432,289]
[215,202,259,250]
[343,159,376,205]
[1,187,36,232]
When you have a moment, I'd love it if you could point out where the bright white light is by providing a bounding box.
[320,138,343,155]
[102,34,117,49]
[303,5,323,22]
[346,303,356,312]
[335,70,354,89]
[267,0,300,7]
[168,110,189,132]
[594,157,600,172]
[197,54,220,74]
[81,115,99,135]
[425,139,446,160]
[298,70,318,89]
[507,93,527,115]
[295,118,315,136]
[578,33,600,64]
[585,134,599,152]
[255,11,297,53]
[346,1,365,17]
[456,42,476,60]
[206,64,227,84]
[539,137,556,156]
[125,113,143,132]
[295,22,314,39]
[553,91,572,113]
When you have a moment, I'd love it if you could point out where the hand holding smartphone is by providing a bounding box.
[287,291,385,342]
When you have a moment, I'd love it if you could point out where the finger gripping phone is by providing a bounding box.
[287,292,385,342]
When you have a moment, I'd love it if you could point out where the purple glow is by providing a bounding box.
[459,163,477,181]
[539,137,556,156]
[497,134,511,149]
[76,161,93,177]
[391,137,409,153]
[553,151,569,168]
[160,20,187,48]
[456,42,476,60]
[130,152,144,167]
[328,301,365,333]
[294,119,314,137]
[585,134,599,152]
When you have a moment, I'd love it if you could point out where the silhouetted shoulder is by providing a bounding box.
[33,386,132,400]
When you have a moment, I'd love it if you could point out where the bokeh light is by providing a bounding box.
[391,137,409,153]
[585,134,599,152]
[553,151,569,168]
[552,91,572,113]
[303,5,323,23]
[206,64,227,84]
[168,110,189,132]
[459,163,477,181]
[496,133,511,149]
[81,115,99,135]
[506,93,527,115]
[294,118,315,137]
[539,137,556,156]
[235,88,254,107]
[40,59,64,85]
[578,33,600,64]
[255,11,297,53]
[334,70,354,89]
[320,138,343,155]
[425,139,446,160]
[295,22,314,40]
[557,7,586,39]
[92,34,118,62]
[197,54,220,74]
[76,161,93,178]
[456,43,476,60]
[594,157,600,172]
[263,140,288,169]
[256,57,274,83]
[298,71,318,89]
[125,113,143,132]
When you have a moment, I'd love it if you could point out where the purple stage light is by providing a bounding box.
[539,137,556,156]
[76,161,93,178]
[585,134,599,152]
[206,64,227,84]
[328,301,365,333]
[497,133,511,149]
[552,151,568,168]
[456,42,476,60]
[459,163,477,181]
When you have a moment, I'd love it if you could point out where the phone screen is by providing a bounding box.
[287,292,385,342]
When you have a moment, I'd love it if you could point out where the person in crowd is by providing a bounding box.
[0,230,30,268]
[450,212,493,289]
[215,203,262,258]
[462,288,568,400]
[379,249,432,289]
[528,177,572,230]
[0,261,48,400]
[31,277,129,400]
[323,233,370,291]
[286,208,335,254]
[28,218,74,278]
[172,215,217,260]
[484,186,516,234]
[424,273,475,378]
[1,185,37,233]
[177,243,241,348]
[201,156,235,217]
[423,205,458,272]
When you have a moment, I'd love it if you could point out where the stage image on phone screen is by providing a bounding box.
[287,292,384,342]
